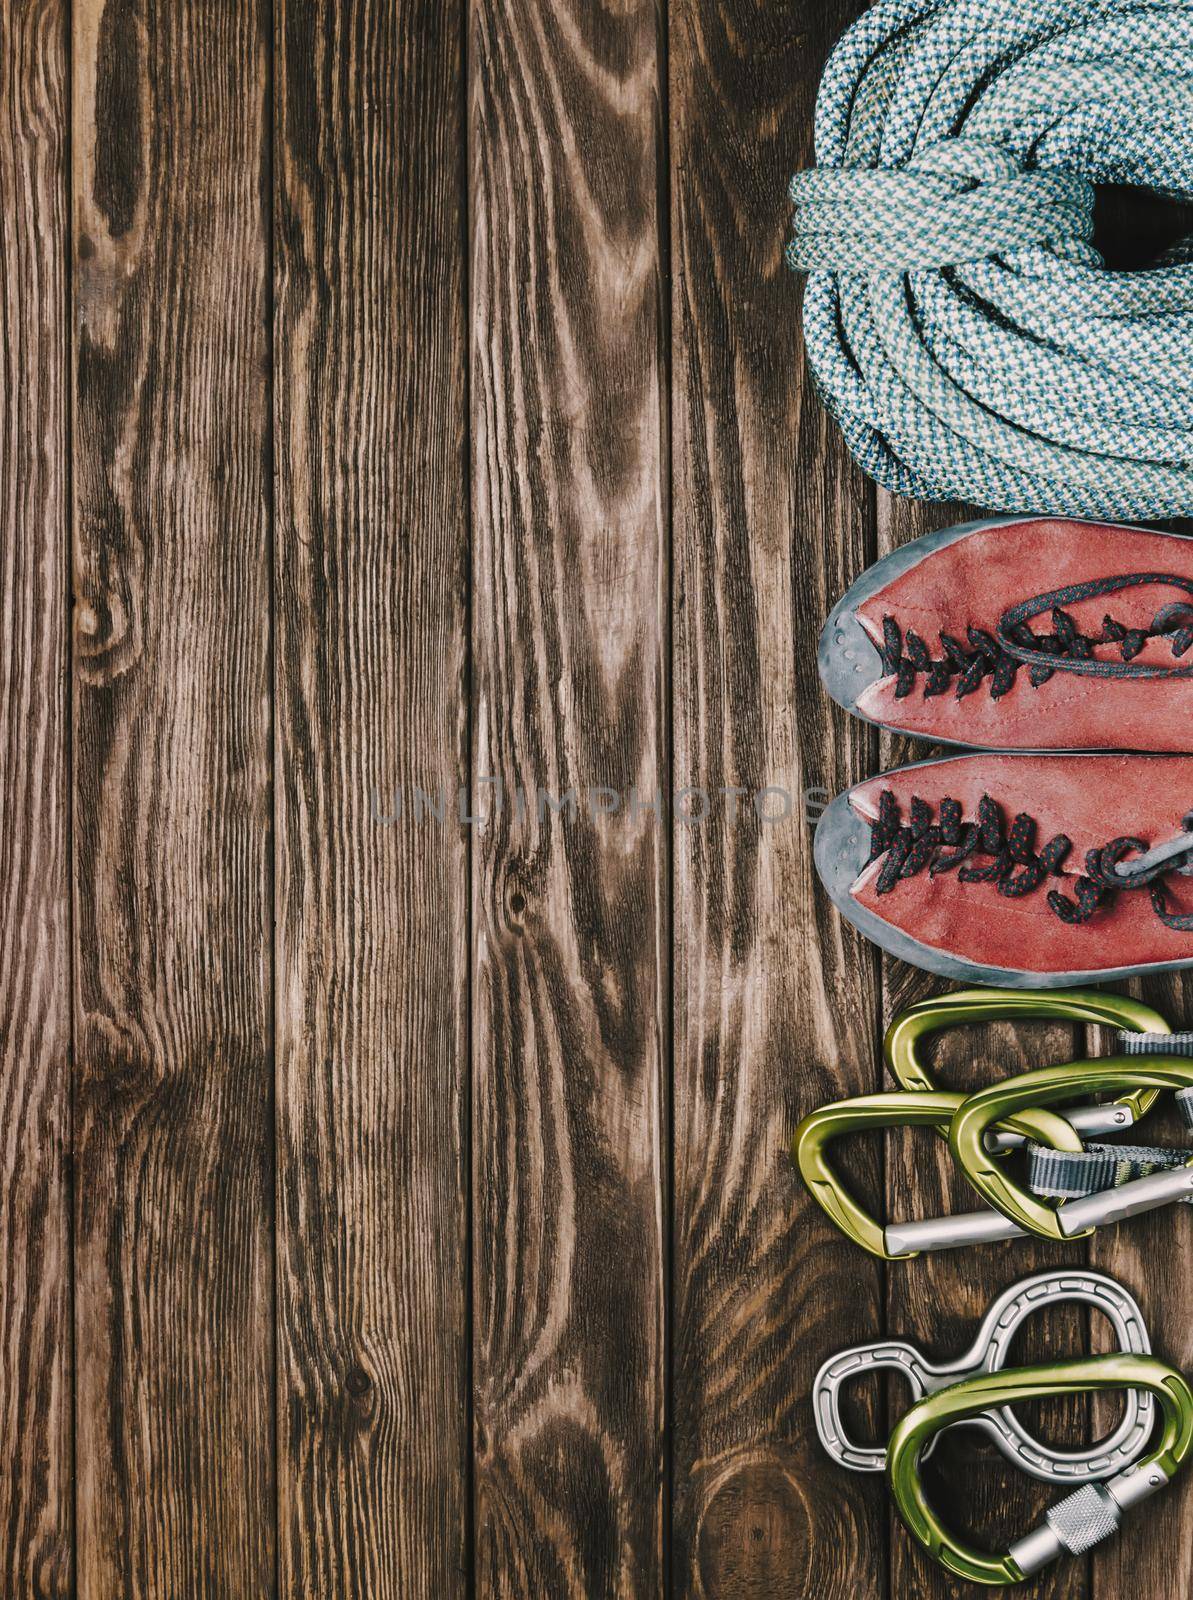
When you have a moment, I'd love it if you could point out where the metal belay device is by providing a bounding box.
[814,1270,1155,1482]
[793,987,1193,1258]
[816,1270,1193,1586]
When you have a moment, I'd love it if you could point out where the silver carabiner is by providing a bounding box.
[813,1271,1154,1485]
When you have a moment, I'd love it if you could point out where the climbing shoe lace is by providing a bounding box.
[815,753,1193,987]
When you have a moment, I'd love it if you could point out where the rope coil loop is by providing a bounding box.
[789,140,1096,275]
[786,0,1193,520]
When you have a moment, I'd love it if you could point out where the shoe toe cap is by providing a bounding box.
[817,602,882,715]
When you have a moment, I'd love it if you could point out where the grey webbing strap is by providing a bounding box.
[1028,1142,1193,1202]
[1118,1031,1193,1056]
[1027,1078,1193,1201]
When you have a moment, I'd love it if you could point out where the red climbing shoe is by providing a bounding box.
[815,753,1193,987]
[819,517,1193,752]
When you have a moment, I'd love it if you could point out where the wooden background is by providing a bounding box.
[2,0,1190,1595]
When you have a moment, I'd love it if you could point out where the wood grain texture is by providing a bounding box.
[0,10,1186,1598]
[669,4,882,1596]
[273,0,471,1595]
[71,1,274,1594]
[877,495,1090,1600]
[0,2,71,1593]
[468,0,667,1591]
[1087,979,1193,1600]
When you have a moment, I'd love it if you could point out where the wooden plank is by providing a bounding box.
[468,0,668,1590]
[272,1,471,1594]
[1087,987,1193,1600]
[71,2,273,1594]
[0,2,71,1592]
[669,4,883,1596]
[877,495,1088,1600]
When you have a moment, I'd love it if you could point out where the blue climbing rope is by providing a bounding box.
[786,0,1193,521]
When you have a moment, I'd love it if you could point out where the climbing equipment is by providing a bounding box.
[793,1089,1082,1259]
[785,0,1193,521]
[887,1355,1193,1585]
[793,1082,1193,1257]
[884,985,1175,1140]
[818,516,1193,753]
[795,985,1193,1254]
[951,1059,1193,1241]
[814,751,1193,986]
[814,1270,1154,1484]
[814,1269,1193,1581]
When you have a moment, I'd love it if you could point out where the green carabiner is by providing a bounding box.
[887,1353,1193,1586]
[793,1092,1082,1259]
[951,1057,1193,1241]
[886,986,1173,1125]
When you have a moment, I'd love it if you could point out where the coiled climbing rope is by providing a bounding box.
[786,0,1193,521]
